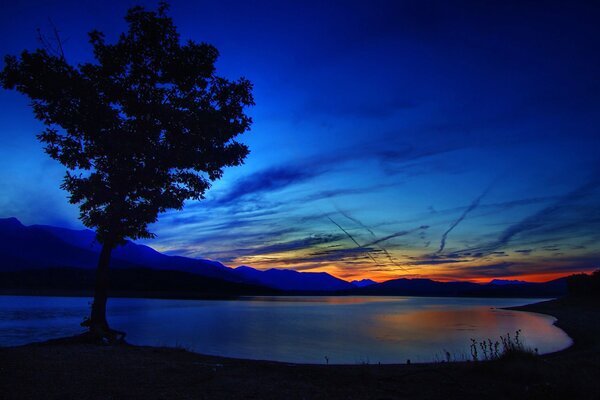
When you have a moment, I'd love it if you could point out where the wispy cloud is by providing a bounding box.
[213,165,328,206]
[206,233,344,261]
[438,184,492,253]
[447,176,600,258]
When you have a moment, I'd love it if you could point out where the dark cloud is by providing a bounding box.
[449,262,518,278]
[229,234,344,257]
[214,165,328,206]
[208,136,464,210]
[514,249,532,254]
[407,259,468,266]
[236,246,384,268]
[197,229,343,262]
[302,184,394,203]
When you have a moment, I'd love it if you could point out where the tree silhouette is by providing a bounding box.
[1,2,253,341]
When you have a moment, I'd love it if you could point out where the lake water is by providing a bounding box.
[0,295,572,364]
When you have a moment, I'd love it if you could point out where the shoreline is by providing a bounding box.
[2,297,599,399]
[506,296,600,357]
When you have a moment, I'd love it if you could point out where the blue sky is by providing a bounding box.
[1,0,599,281]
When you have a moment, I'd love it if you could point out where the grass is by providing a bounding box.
[469,329,537,362]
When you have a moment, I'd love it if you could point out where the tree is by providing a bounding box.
[1,2,254,341]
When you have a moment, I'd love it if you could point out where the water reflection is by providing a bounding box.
[0,295,572,364]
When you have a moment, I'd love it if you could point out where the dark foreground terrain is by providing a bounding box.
[1,297,599,400]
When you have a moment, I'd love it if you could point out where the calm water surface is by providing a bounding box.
[0,295,571,363]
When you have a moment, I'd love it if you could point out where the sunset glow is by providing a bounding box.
[1,1,599,283]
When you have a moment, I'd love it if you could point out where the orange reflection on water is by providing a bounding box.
[366,306,571,357]
[243,296,409,305]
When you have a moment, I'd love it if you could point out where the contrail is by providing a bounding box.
[440,174,600,257]
[495,178,599,248]
[377,246,410,272]
[367,226,428,246]
[331,213,422,272]
[338,208,376,236]
[327,216,380,265]
[437,186,492,253]
[338,208,427,246]
[447,177,600,259]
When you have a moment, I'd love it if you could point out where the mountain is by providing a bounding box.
[0,217,572,297]
[353,277,568,297]
[234,266,354,291]
[30,222,241,282]
[351,279,377,288]
[0,267,278,298]
[0,217,353,292]
[0,218,108,271]
[488,279,529,286]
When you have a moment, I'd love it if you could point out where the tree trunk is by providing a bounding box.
[87,240,122,341]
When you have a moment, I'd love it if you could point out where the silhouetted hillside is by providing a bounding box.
[0,218,354,292]
[0,267,278,298]
[235,266,354,291]
[352,277,568,297]
[568,270,600,297]
[0,217,575,298]
[351,279,378,288]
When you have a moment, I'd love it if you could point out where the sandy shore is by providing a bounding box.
[1,297,599,399]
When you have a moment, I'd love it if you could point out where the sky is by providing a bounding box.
[1,0,599,282]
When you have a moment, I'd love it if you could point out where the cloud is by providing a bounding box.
[495,180,599,248]
[213,164,328,206]
[447,253,600,279]
[514,249,533,254]
[447,176,600,258]
[215,233,344,259]
[233,246,384,268]
[205,138,454,209]
[407,258,469,266]
[438,184,492,253]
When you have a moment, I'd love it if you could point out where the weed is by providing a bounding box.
[470,329,535,361]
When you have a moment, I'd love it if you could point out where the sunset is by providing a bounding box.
[1,1,599,399]
[2,1,599,284]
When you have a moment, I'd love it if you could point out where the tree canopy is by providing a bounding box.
[1,2,254,245]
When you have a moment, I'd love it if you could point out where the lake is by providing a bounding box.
[0,295,572,364]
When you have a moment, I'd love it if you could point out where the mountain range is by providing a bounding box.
[0,217,355,293]
[0,217,569,298]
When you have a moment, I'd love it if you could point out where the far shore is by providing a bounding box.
[0,288,563,299]
[1,297,599,399]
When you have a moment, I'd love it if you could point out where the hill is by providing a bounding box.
[352,277,568,297]
[0,217,353,293]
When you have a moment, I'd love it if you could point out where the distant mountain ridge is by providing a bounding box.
[235,266,354,291]
[488,279,529,286]
[0,217,571,298]
[352,277,568,298]
[351,279,378,288]
[0,217,352,292]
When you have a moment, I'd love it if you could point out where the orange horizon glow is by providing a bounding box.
[236,257,596,284]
